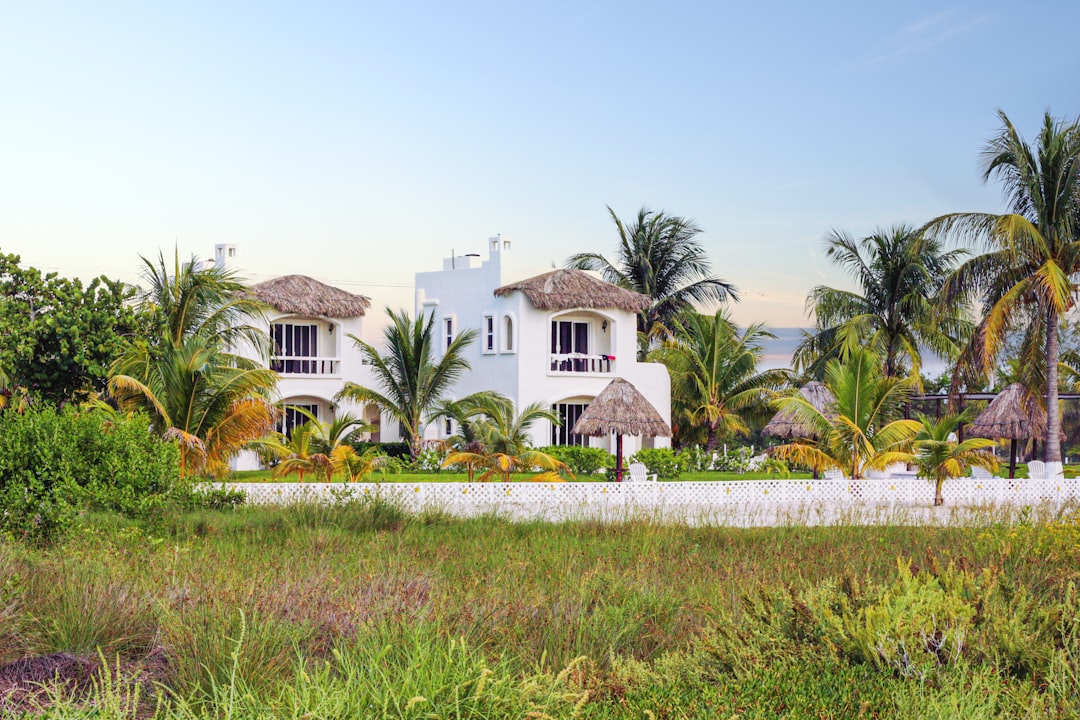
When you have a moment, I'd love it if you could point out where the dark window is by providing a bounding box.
[551,402,589,447]
[484,315,495,351]
[551,320,588,354]
[271,323,318,373]
[279,403,319,437]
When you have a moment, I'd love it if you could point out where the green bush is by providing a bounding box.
[0,406,180,544]
[349,440,410,459]
[538,445,615,475]
[628,447,683,478]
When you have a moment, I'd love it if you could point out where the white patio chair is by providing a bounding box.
[628,462,657,482]
[1027,460,1046,479]
[822,468,846,481]
[970,466,994,480]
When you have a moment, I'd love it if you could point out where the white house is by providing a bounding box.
[414,237,671,454]
[211,244,388,469]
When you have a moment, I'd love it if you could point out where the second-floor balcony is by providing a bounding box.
[550,353,615,374]
[271,355,341,376]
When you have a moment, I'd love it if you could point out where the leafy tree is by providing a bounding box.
[793,225,968,382]
[267,421,332,483]
[567,207,738,352]
[0,251,146,405]
[457,395,560,456]
[880,413,998,506]
[442,447,572,482]
[770,348,920,478]
[926,110,1080,465]
[650,309,790,450]
[336,308,478,458]
[108,251,277,477]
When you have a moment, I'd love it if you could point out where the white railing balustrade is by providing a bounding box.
[271,356,341,375]
[549,353,614,374]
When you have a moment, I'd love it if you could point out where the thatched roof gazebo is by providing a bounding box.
[494,269,650,312]
[248,275,371,318]
[571,377,671,481]
[966,382,1047,479]
[762,381,836,439]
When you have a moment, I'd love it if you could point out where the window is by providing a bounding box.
[271,322,318,373]
[550,320,589,355]
[483,314,495,353]
[552,402,589,447]
[279,403,318,437]
[444,317,455,350]
[444,418,453,435]
[228,248,236,257]
[502,315,514,352]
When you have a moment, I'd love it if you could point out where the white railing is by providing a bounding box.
[549,353,614,374]
[220,477,1080,525]
[271,356,340,375]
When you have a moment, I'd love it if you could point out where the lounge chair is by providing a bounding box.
[970,466,994,480]
[627,462,657,482]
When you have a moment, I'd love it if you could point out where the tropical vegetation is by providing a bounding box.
[106,252,278,477]
[793,224,968,383]
[336,308,479,459]
[884,412,999,505]
[567,206,739,352]
[926,110,1080,466]
[770,348,920,478]
[651,309,790,450]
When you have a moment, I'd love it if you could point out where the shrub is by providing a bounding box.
[628,447,683,479]
[0,406,180,543]
[538,446,615,475]
[348,441,410,459]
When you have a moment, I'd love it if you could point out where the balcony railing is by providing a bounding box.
[549,353,614,374]
[271,356,341,376]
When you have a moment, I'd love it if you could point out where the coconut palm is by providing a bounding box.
[108,252,277,477]
[650,309,790,450]
[268,421,332,483]
[794,225,968,382]
[770,348,920,478]
[335,308,478,458]
[926,110,1080,465]
[329,444,387,482]
[567,206,738,351]
[442,447,572,483]
[468,396,561,456]
[880,413,998,506]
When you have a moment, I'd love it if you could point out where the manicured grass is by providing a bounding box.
[2,501,1080,717]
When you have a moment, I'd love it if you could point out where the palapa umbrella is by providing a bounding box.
[762,381,836,439]
[966,383,1047,479]
[571,377,671,482]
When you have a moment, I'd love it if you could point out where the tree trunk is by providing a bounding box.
[1046,307,1063,463]
[934,477,944,506]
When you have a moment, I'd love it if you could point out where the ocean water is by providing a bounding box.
[759,328,947,375]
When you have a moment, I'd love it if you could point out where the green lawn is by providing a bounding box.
[2,502,1079,717]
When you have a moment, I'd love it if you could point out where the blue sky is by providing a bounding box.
[3,1,1079,327]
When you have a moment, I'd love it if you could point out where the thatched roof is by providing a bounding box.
[762,381,836,439]
[494,269,650,313]
[248,275,371,318]
[571,377,671,437]
[967,383,1047,440]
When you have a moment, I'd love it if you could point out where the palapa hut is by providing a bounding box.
[494,269,650,313]
[572,377,671,481]
[249,275,371,318]
[762,381,836,439]
[763,381,836,479]
[966,382,1047,479]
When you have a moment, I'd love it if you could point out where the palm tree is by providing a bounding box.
[926,110,1080,465]
[880,413,998,506]
[649,309,790,450]
[567,206,738,351]
[770,348,920,479]
[467,396,561,456]
[442,447,572,482]
[108,252,277,477]
[110,334,279,477]
[335,308,478,459]
[267,421,332,483]
[793,225,968,382]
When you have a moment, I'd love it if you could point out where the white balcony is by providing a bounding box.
[271,355,341,376]
[549,353,615,375]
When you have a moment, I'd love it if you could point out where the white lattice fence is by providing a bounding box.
[221,477,1080,521]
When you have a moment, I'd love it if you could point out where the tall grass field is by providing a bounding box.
[1,498,1078,718]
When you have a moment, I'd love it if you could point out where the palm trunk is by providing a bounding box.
[1046,307,1062,464]
[934,477,944,506]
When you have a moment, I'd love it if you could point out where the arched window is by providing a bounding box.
[502,315,515,352]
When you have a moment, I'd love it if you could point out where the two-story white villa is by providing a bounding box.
[414,237,671,454]
[211,244,387,470]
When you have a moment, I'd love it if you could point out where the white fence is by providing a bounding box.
[220,477,1080,525]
